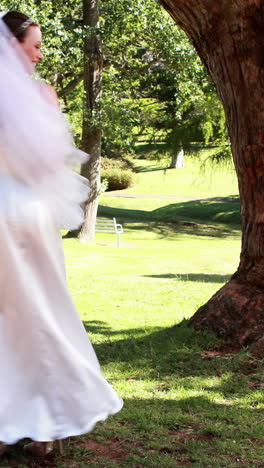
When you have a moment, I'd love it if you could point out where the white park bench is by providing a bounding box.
[95,217,124,247]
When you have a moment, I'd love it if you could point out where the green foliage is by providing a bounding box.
[101,157,130,170]
[1,0,230,164]
[100,0,228,161]
[101,168,134,191]
[101,98,139,157]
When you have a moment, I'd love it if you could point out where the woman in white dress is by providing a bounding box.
[0,11,123,457]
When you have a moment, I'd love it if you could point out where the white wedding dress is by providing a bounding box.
[0,15,123,445]
[0,175,123,445]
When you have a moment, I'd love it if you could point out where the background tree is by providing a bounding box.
[4,0,227,165]
[159,0,264,355]
[78,0,102,242]
[100,0,227,166]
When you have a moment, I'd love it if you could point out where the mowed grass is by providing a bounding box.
[100,157,240,227]
[63,224,262,468]
[105,157,239,198]
[4,158,263,468]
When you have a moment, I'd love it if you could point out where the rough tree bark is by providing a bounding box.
[159,0,264,355]
[78,0,102,242]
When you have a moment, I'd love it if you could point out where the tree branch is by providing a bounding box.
[58,73,84,97]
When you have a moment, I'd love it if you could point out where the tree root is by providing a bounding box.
[189,279,264,357]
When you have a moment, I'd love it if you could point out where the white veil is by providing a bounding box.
[0,14,89,229]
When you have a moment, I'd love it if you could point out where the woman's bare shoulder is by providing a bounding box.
[39,82,60,109]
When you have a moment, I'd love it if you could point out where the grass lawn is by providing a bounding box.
[4,159,263,468]
[107,157,239,198]
[99,157,240,227]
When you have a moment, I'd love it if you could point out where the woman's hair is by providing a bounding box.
[2,11,38,43]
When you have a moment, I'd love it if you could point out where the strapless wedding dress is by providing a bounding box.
[0,171,123,444]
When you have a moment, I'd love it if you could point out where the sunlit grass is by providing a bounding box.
[111,156,239,199]
[56,225,263,468]
[100,156,240,228]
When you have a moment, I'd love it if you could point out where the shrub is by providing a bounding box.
[101,168,133,191]
[101,157,131,171]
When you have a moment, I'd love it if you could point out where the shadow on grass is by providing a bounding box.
[63,219,237,241]
[85,320,151,339]
[84,321,243,381]
[134,165,169,173]
[118,394,264,435]
[143,273,231,283]
[98,209,240,240]
[86,322,263,414]
[125,221,238,239]
[152,199,240,225]
[98,196,241,236]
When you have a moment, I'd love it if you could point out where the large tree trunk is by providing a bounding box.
[159,0,264,355]
[78,0,102,242]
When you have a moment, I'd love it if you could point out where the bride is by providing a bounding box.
[0,10,122,457]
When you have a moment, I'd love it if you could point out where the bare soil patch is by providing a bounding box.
[76,437,129,462]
